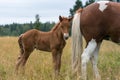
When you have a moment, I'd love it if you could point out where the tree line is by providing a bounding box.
[0,21,55,36]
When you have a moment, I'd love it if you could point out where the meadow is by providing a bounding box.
[0,37,120,80]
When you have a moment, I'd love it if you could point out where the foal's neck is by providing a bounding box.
[51,22,63,39]
[51,22,60,31]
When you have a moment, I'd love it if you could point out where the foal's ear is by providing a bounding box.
[59,15,63,22]
[68,16,73,22]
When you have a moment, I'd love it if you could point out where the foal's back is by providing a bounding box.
[21,29,52,51]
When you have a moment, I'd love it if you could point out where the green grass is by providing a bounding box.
[0,37,120,80]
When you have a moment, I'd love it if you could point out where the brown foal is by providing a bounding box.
[15,16,72,75]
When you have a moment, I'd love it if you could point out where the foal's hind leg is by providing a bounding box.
[15,49,24,73]
[20,49,33,72]
[16,49,33,73]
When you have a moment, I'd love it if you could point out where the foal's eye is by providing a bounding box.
[62,26,65,28]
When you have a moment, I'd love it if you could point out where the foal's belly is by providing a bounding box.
[35,43,51,52]
[37,47,51,52]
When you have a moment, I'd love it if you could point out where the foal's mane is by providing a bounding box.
[51,22,61,31]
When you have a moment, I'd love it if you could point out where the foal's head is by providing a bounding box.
[59,16,73,40]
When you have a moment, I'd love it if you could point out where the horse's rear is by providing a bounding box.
[72,1,120,80]
[80,1,120,43]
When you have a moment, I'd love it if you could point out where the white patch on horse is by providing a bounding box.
[97,1,109,12]
[81,39,97,79]
[81,39,97,64]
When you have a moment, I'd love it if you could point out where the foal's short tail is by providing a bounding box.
[71,9,83,74]
[18,34,24,55]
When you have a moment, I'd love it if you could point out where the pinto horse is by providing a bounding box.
[72,1,120,80]
[15,16,72,75]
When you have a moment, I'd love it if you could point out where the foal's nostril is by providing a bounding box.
[64,36,69,40]
[64,33,69,40]
[65,37,68,40]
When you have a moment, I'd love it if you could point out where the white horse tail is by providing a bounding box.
[71,9,83,74]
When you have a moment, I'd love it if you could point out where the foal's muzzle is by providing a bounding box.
[64,33,69,40]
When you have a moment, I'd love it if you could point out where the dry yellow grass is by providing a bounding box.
[0,37,120,80]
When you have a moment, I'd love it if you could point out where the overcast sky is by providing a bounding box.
[0,0,87,25]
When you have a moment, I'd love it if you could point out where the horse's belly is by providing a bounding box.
[105,32,120,45]
[111,36,120,44]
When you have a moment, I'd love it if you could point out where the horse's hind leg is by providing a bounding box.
[91,43,101,80]
[81,39,97,80]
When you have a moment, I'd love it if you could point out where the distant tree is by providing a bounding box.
[69,0,83,16]
[97,0,119,1]
[95,0,120,2]
[34,14,41,30]
[85,0,95,7]
[30,21,33,29]
[43,22,55,31]
[117,0,120,2]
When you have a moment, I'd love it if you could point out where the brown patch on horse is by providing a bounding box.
[15,16,72,76]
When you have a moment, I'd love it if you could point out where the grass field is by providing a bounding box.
[0,37,120,80]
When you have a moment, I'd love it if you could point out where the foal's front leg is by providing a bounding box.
[52,49,62,76]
